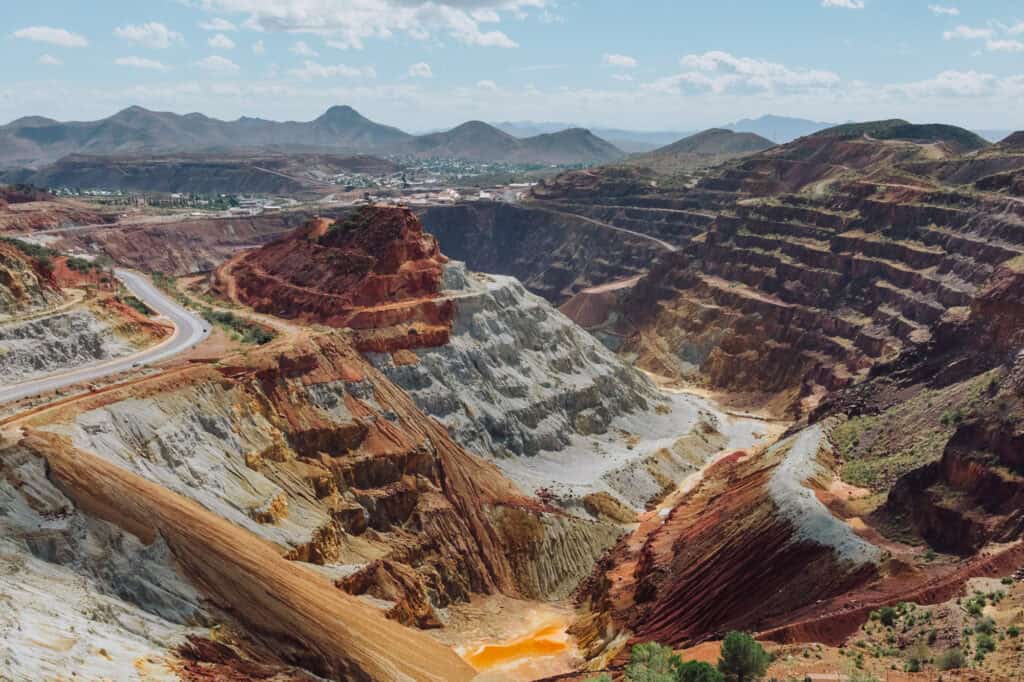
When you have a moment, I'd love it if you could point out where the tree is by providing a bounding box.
[625,642,683,682]
[717,632,770,682]
[677,660,725,682]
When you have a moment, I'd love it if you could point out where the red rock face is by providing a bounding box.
[216,206,452,351]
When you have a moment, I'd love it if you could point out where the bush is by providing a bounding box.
[1008,625,1020,638]
[938,648,966,671]
[975,617,997,635]
[878,607,898,627]
[717,632,770,682]
[625,642,682,682]
[584,675,613,682]
[676,660,724,682]
[976,633,996,654]
[201,309,274,345]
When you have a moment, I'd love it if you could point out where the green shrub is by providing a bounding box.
[878,607,898,627]
[676,660,724,682]
[625,642,682,682]
[975,617,997,635]
[717,632,770,682]
[976,633,996,654]
[584,675,613,682]
[937,648,966,671]
[1007,625,1020,638]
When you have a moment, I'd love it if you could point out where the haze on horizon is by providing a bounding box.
[2,0,1023,133]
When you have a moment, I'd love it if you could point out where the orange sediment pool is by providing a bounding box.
[463,623,570,670]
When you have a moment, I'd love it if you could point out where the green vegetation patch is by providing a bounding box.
[200,308,274,345]
[832,371,997,492]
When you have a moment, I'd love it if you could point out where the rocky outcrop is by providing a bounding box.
[38,331,619,632]
[0,309,135,384]
[369,264,661,459]
[0,240,62,315]
[575,427,880,657]
[217,208,454,352]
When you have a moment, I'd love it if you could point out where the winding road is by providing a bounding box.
[0,269,210,406]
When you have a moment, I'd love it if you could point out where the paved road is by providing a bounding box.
[0,269,210,405]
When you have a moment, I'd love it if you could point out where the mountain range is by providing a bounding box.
[0,105,626,169]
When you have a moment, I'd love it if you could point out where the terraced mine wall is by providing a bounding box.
[58,212,313,275]
[419,202,668,304]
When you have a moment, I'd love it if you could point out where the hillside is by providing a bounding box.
[410,121,624,164]
[812,119,991,153]
[0,106,623,168]
[8,153,399,195]
[624,128,775,174]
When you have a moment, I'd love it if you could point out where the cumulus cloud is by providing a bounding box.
[943,25,994,40]
[986,39,1024,52]
[648,51,839,95]
[289,60,376,80]
[290,40,319,57]
[611,73,633,82]
[195,0,545,49]
[252,40,266,55]
[822,0,864,9]
[928,5,959,16]
[408,62,433,78]
[893,69,997,98]
[13,26,88,48]
[115,56,170,71]
[1010,22,1024,35]
[209,33,236,49]
[39,54,63,66]
[477,79,498,91]
[199,17,237,31]
[114,22,183,49]
[196,55,240,72]
[604,53,638,68]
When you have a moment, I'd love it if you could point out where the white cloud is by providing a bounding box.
[114,22,183,49]
[1008,22,1024,35]
[39,54,63,66]
[288,60,376,80]
[209,33,236,49]
[611,73,633,82]
[196,0,544,49]
[290,40,319,57]
[252,40,266,55]
[477,79,498,91]
[604,53,638,68]
[408,62,433,78]
[196,55,240,72]
[199,18,237,31]
[649,51,840,95]
[987,39,1024,52]
[893,69,997,97]
[928,5,959,16]
[115,56,170,71]
[13,26,88,48]
[822,0,865,8]
[943,25,995,40]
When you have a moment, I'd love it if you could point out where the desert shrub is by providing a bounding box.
[878,607,898,627]
[976,633,996,655]
[937,648,966,671]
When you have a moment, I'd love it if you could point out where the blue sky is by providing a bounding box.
[2,1,1023,131]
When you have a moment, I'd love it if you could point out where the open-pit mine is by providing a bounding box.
[2,119,1024,682]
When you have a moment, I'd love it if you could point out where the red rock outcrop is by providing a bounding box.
[217,207,454,352]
